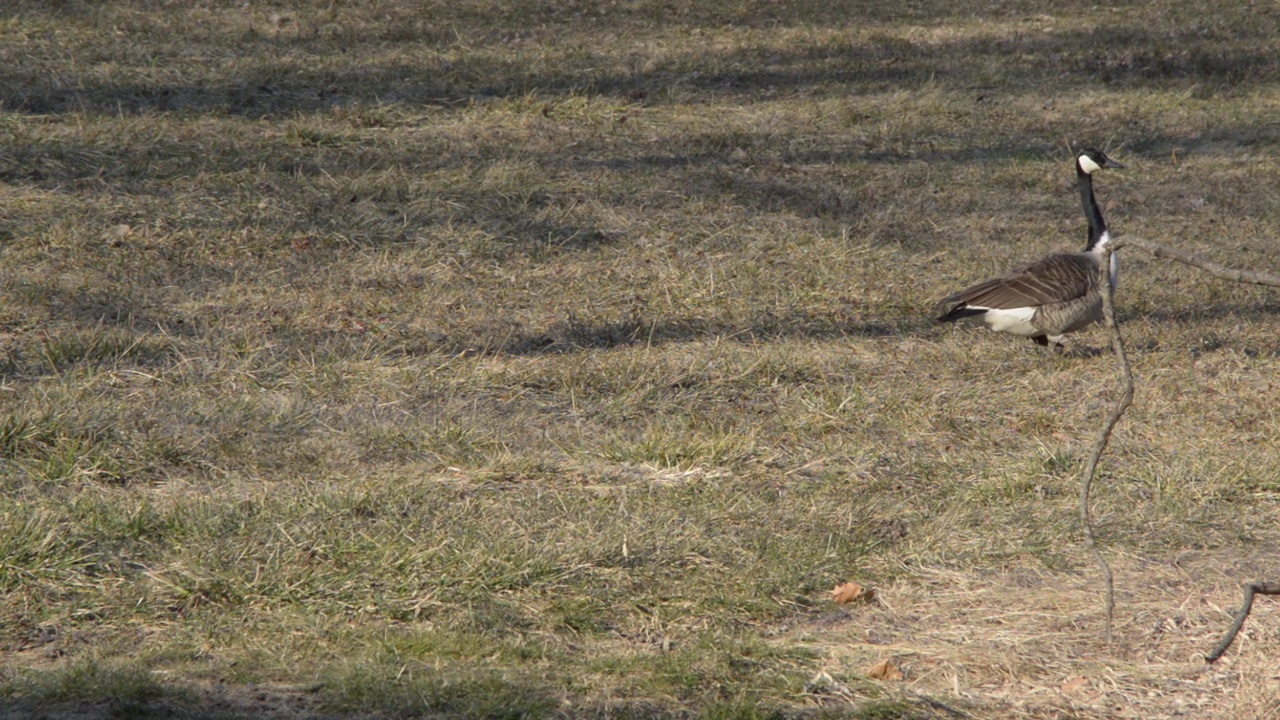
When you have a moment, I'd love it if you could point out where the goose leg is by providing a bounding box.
[1032,334,1067,354]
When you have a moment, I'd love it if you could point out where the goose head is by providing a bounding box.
[1077,148,1124,175]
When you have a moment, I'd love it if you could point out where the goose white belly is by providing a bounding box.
[977,306,1040,337]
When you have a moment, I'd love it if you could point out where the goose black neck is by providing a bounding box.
[1077,165,1107,251]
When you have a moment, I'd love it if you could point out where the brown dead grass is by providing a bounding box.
[793,549,1280,719]
[3,1,1280,718]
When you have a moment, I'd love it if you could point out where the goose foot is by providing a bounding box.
[1031,335,1067,354]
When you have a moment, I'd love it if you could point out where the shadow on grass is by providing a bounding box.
[0,692,939,720]
[3,5,1279,118]
[442,310,926,357]
[4,1,1279,251]
[0,675,929,720]
[4,1,1278,364]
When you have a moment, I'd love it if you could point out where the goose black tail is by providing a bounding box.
[935,305,986,324]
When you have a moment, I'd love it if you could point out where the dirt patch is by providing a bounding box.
[785,548,1280,719]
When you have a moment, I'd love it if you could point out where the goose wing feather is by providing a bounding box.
[938,252,1099,311]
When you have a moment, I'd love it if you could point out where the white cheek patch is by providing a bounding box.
[1078,154,1102,174]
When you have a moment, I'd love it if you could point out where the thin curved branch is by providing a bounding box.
[1205,582,1280,663]
[1078,244,1133,644]
[1112,235,1280,287]
[1079,236,1277,648]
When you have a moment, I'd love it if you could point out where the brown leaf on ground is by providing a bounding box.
[1059,676,1088,694]
[831,581,874,604]
[867,658,904,681]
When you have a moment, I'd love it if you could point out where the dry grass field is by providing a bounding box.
[3,1,1280,718]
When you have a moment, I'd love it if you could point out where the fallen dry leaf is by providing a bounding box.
[1060,676,1088,694]
[867,658,904,681]
[106,223,133,247]
[831,581,875,604]
[832,581,862,604]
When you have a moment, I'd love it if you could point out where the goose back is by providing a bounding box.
[936,252,1104,336]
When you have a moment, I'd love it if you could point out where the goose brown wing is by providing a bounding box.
[939,253,1098,310]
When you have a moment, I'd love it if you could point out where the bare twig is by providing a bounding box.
[1112,235,1280,287]
[1205,582,1280,663]
[1076,237,1279,644]
[1078,245,1133,644]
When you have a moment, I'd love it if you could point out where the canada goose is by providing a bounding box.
[934,149,1123,351]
